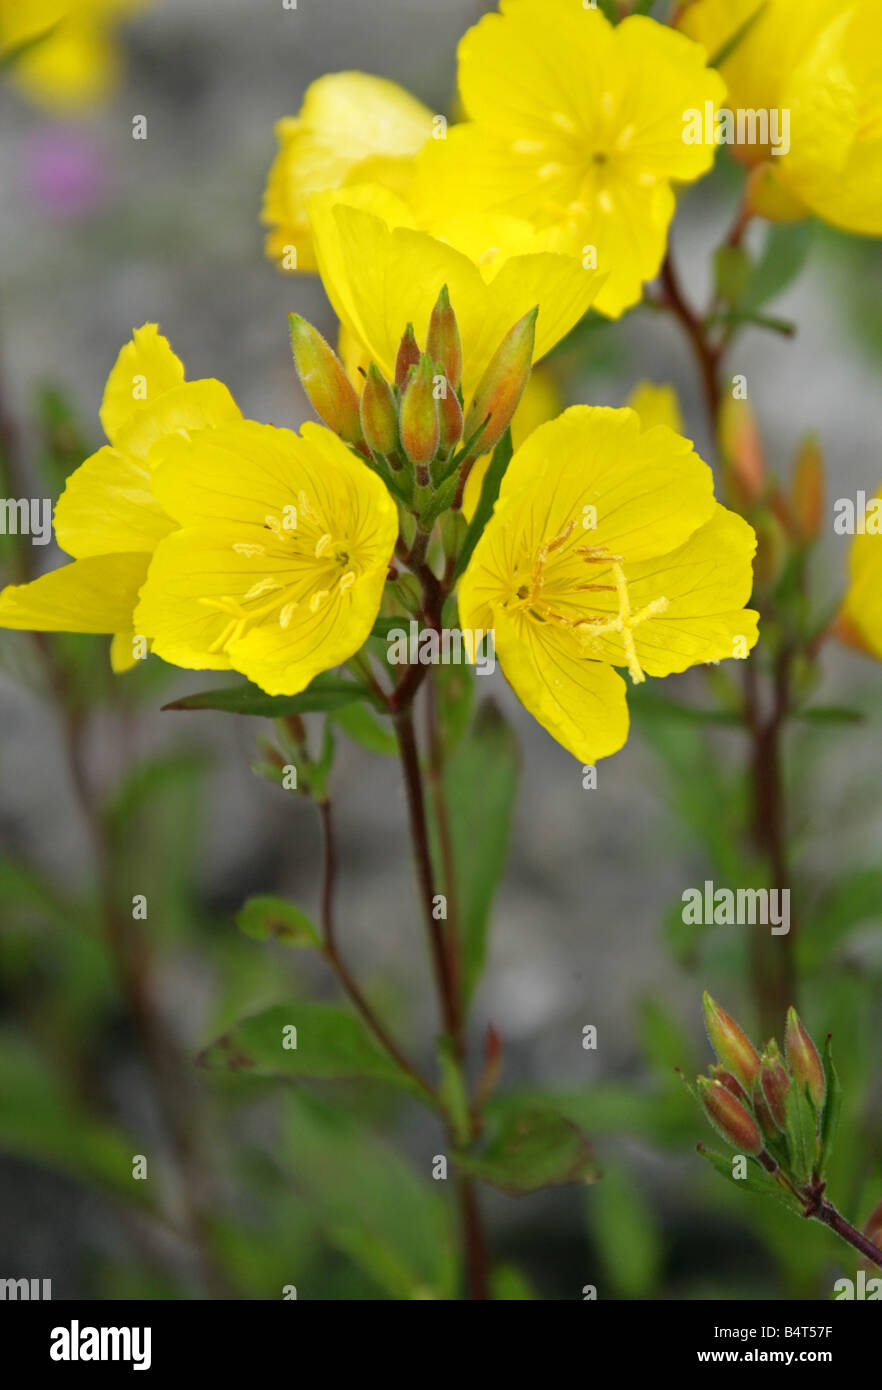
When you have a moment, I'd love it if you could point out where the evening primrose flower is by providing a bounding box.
[0,0,148,111]
[839,490,882,659]
[458,406,759,762]
[307,184,605,399]
[0,324,241,670]
[262,72,435,272]
[133,420,397,695]
[410,2,725,318]
[679,0,882,234]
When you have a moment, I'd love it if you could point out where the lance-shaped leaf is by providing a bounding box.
[457,1106,601,1196]
[784,1078,819,1186]
[696,1144,803,1216]
[453,429,513,581]
[197,1001,425,1099]
[163,672,373,717]
[817,1035,842,1178]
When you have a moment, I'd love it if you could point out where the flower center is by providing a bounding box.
[198,491,359,654]
[507,519,669,684]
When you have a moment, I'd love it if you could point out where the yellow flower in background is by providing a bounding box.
[262,72,435,273]
[0,325,241,670]
[307,184,605,399]
[0,0,148,111]
[134,420,397,695]
[679,0,882,235]
[840,495,882,659]
[625,380,685,435]
[411,2,725,318]
[459,406,759,762]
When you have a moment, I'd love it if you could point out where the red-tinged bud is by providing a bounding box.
[752,510,789,591]
[474,1022,503,1108]
[399,354,439,467]
[359,363,399,458]
[289,314,362,444]
[698,1077,764,1155]
[784,1006,826,1111]
[709,1064,749,1104]
[395,323,420,390]
[759,1040,790,1131]
[437,374,463,450]
[426,285,463,392]
[791,434,824,543]
[703,991,761,1093]
[719,395,766,510]
[462,306,537,459]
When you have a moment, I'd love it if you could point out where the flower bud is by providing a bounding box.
[289,314,362,444]
[359,364,399,458]
[426,285,463,392]
[698,1077,764,1155]
[462,306,537,459]
[719,395,765,510]
[791,434,824,543]
[703,991,761,1093]
[784,1006,826,1111]
[709,1064,749,1104]
[759,1040,790,1131]
[394,323,420,390]
[399,354,439,467]
[437,373,463,450]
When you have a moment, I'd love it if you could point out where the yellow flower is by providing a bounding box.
[0,324,241,670]
[840,494,882,659]
[0,0,147,111]
[410,2,725,318]
[678,0,882,235]
[307,184,605,399]
[625,380,684,434]
[459,406,759,762]
[262,72,435,272]
[133,420,397,695]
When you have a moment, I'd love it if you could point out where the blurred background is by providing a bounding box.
[0,0,880,1300]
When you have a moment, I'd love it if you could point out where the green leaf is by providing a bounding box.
[818,1035,842,1178]
[708,2,769,69]
[586,1164,661,1299]
[235,895,320,949]
[491,1264,535,1300]
[438,700,518,999]
[163,673,372,717]
[435,657,475,756]
[740,221,814,313]
[198,1002,425,1098]
[697,1143,803,1215]
[793,705,864,725]
[784,1078,818,1185]
[438,1037,471,1145]
[0,1040,153,1207]
[798,868,882,972]
[331,701,397,756]
[714,245,752,305]
[453,430,513,581]
[282,1091,456,1299]
[458,1106,601,1196]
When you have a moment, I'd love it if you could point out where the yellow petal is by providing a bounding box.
[53,445,174,558]
[99,324,185,447]
[113,379,242,462]
[495,405,716,563]
[462,363,562,520]
[582,505,760,676]
[262,72,433,271]
[110,627,149,673]
[489,603,630,764]
[0,553,150,633]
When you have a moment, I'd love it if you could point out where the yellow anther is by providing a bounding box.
[538,161,565,181]
[297,489,320,524]
[339,571,356,593]
[233,543,266,558]
[512,138,546,155]
[551,110,578,135]
[279,601,297,628]
[314,533,333,558]
[309,590,329,613]
[242,577,279,601]
[598,190,614,214]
